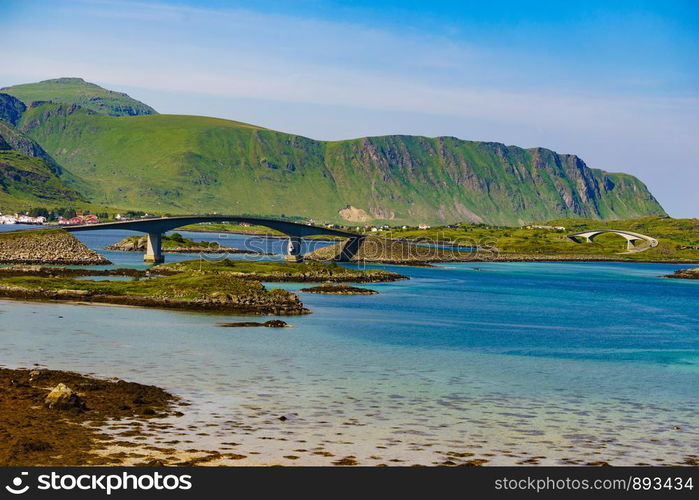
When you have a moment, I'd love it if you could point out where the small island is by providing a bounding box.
[0,273,308,315]
[0,228,111,265]
[0,260,404,314]
[299,284,379,295]
[106,232,270,255]
[665,267,699,280]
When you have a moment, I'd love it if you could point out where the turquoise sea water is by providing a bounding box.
[0,225,697,465]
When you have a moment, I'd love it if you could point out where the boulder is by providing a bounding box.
[44,383,86,410]
[263,320,289,328]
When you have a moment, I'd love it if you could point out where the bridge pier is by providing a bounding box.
[144,232,164,264]
[284,236,303,263]
[336,236,365,262]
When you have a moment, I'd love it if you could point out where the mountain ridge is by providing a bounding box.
[2,78,667,225]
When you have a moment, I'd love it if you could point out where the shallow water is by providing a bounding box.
[0,226,697,465]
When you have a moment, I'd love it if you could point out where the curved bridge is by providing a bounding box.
[567,229,658,253]
[64,215,360,263]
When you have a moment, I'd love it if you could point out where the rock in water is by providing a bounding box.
[44,383,86,410]
[217,320,290,328]
[263,320,289,328]
[299,284,378,295]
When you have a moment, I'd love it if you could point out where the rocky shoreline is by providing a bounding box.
[0,229,111,265]
[0,265,145,278]
[665,267,699,280]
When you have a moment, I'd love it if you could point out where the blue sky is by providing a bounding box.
[1,0,697,217]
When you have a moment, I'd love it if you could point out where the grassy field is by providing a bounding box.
[0,273,279,299]
[0,227,62,240]
[153,258,406,281]
[180,223,286,236]
[381,216,699,262]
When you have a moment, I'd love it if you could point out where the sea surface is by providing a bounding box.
[1,224,697,465]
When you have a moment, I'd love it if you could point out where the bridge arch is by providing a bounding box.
[567,229,658,252]
[63,215,361,263]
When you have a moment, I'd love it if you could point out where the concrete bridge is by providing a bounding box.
[567,229,658,252]
[63,215,360,263]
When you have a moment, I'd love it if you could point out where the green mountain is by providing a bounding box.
[1,78,157,117]
[7,78,666,225]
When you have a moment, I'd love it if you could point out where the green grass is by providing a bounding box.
[1,78,156,116]
[0,227,64,240]
[0,273,279,301]
[14,91,666,226]
[180,222,286,236]
[153,258,404,280]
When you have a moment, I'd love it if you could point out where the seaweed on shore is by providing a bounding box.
[0,367,177,466]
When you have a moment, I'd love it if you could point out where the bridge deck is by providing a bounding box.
[62,215,361,263]
[62,215,358,238]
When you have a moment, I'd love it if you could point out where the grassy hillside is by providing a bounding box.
[0,151,83,208]
[1,78,157,117]
[17,100,666,225]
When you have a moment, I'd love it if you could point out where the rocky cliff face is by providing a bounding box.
[0,93,26,125]
[322,136,665,225]
[0,229,110,265]
[0,121,61,174]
